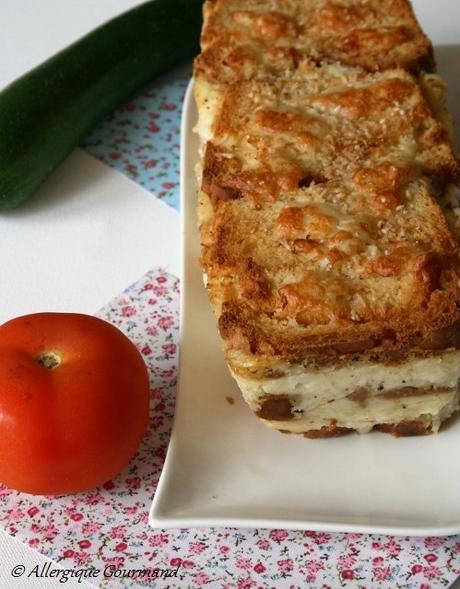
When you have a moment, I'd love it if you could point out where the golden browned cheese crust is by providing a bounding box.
[194,0,460,435]
[204,68,458,188]
[198,65,460,368]
[196,0,434,82]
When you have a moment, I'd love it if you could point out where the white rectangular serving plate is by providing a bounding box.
[150,45,460,536]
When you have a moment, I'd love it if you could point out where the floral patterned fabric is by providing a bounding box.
[1,268,460,589]
[81,69,189,212]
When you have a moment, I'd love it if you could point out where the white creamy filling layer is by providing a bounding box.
[260,391,460,434]
[194,79,222,142]
[233,351,460,413]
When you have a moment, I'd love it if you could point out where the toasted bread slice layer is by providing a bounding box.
[197,0,434,80]
[194,0,460,435]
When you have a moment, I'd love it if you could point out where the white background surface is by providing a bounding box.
[0,0,459,587]
[0,149,180,325]
[0,0,181,326]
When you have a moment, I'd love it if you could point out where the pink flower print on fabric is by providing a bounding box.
[81,74,190,211]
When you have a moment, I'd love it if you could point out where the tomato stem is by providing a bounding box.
[36,352,61,370]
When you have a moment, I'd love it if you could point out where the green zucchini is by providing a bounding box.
[0,0,203,211]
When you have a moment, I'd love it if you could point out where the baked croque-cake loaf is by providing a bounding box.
[194,0,460,436]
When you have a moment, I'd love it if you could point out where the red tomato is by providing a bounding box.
[0,313,150,495]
